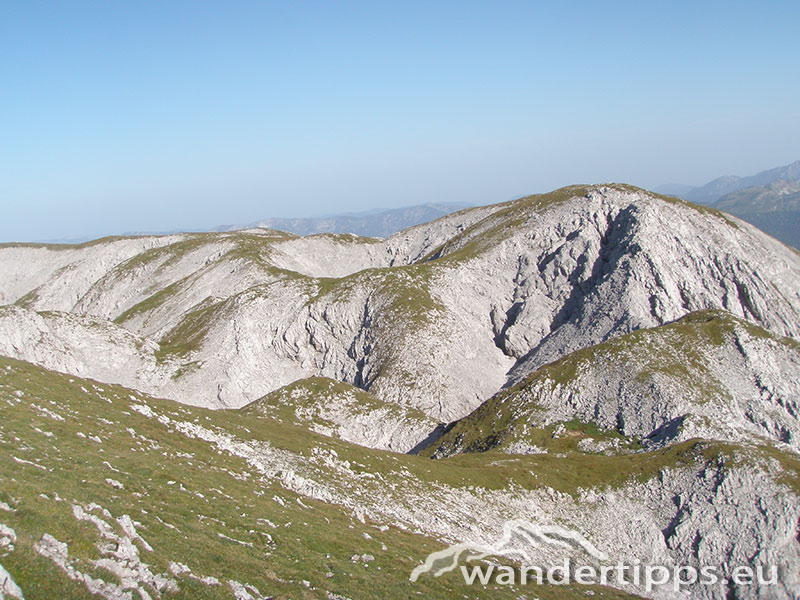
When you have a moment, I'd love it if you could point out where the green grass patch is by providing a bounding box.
[156,298,228,360]
[0,356,655,599]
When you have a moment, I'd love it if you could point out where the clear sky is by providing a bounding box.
[2,1,799,242]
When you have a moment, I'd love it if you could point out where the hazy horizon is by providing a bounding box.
[2,1,799,242]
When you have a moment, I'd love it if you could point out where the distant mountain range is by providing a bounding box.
[214,202,471,238]
[681,160,800,205]
[660,160,800,249]
[219,160,800,249]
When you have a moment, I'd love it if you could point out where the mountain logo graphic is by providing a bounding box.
[409,519,608,582]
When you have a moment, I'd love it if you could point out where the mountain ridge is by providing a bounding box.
[0,184,797,427]
[211,202,472,238]
[657,160,800,249]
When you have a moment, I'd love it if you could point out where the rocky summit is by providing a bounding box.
[1,184,799,600]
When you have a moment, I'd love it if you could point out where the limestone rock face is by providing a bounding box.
[0,305,168,396]
[2,185,797,427]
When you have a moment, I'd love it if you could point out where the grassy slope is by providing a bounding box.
[241,376,435,427]
[0,356,649,600]
[3,355,795,598]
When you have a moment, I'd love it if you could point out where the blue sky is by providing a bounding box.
[2,1,799,241]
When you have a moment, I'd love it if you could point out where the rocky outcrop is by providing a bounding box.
[428,310,800,458]
[241,377,439,452]
[0,305,168,396]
